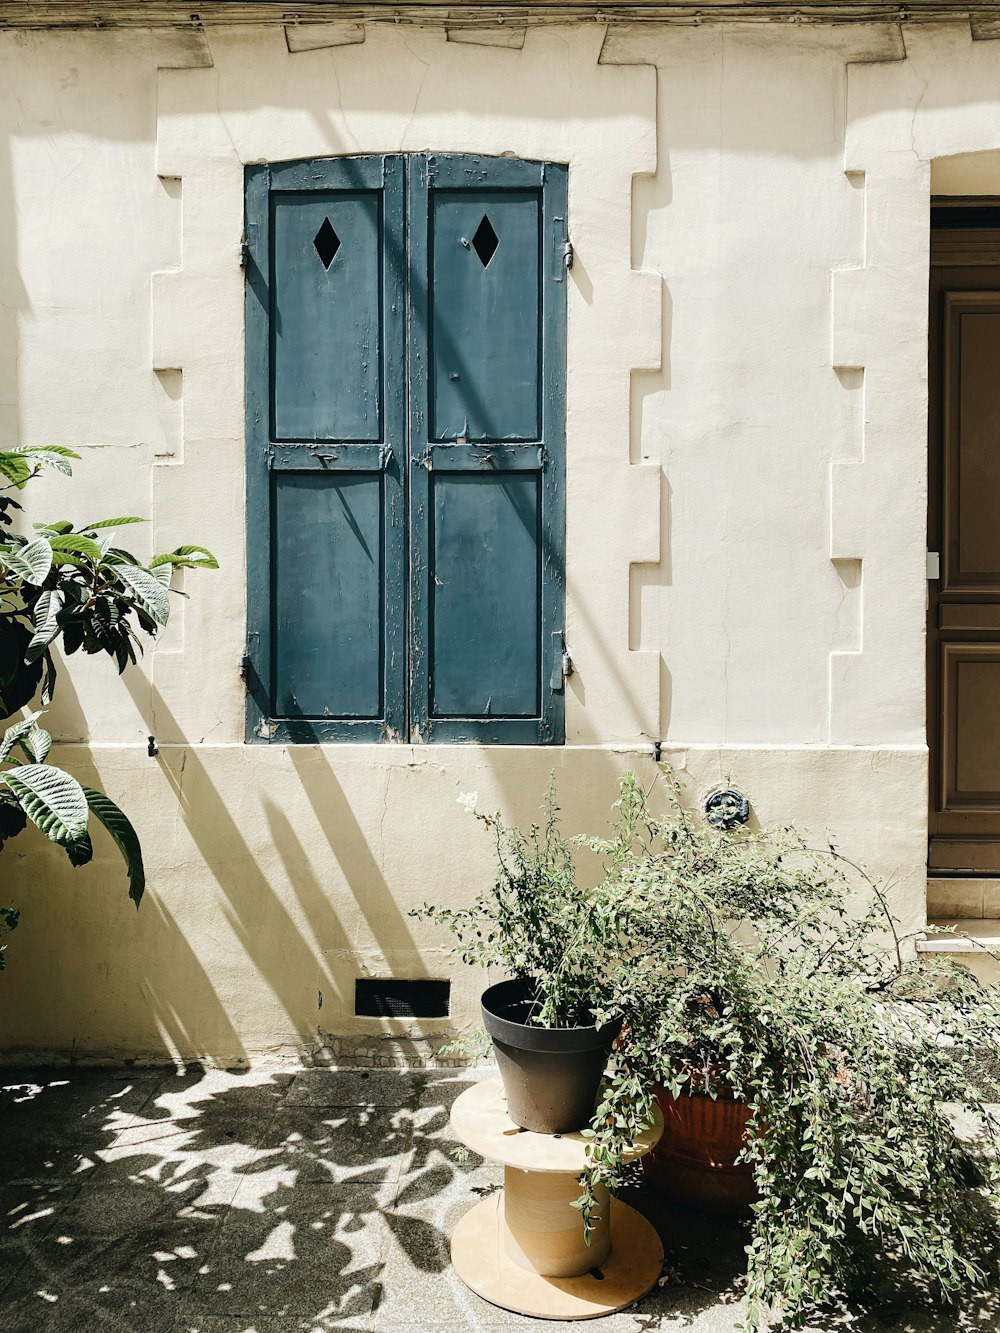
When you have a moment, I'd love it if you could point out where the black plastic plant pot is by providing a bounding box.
[481,977,623,1134]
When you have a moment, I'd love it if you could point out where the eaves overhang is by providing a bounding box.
[0,0,997,29]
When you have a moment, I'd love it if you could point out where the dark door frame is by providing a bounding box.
[927,198,1000,875]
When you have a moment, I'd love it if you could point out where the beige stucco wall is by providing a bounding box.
[1,18,994,1065]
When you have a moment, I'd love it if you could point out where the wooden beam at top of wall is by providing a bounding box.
[0,0,992,24]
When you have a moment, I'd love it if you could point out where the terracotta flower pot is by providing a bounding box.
[643,1081,757,1214]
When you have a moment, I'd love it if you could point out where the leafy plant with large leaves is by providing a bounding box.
[0,444,216,926]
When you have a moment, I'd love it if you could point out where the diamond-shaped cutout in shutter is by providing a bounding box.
[471,215,499,268]
[314,218,342,270]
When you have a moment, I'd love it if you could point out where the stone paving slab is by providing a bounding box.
[0,1218,219,1332]
[0,1179,81,1238]
[99,1116,265,1181]
[0,1123,109,1189]
[0,1069,163,1130]
[0,1070,166,1188]
[283,1069,427,1108]
[182,1182,391,1323]
[249,1106,414,1186]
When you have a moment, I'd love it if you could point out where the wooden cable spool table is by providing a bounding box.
[449,1078,665,1320]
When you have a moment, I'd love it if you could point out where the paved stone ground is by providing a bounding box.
[0,1066,996,1333]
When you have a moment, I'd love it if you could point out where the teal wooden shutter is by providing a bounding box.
[245,156,406,742]
[246,153,565,745]
[407,155,567,744]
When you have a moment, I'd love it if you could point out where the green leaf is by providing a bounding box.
[29,453,73,477]
[1,763,89,845]
[25,590,64,664]
[92,596,120,629]
[114,564,170,627]
[48,533,103,563]
[149,544,219,571]
[2,445,78,478]
[20,724,51,765]
[2,536,53,586]
[0,711,42,763]
[40,650,57,705]
[103,546,140,567]
[0,454,32,489]
[7,445,79,460]
[81,516,146,531]
[33,521,73,535]
[82,785,145,908]
[60,620,83,656]
[64,832,93,867]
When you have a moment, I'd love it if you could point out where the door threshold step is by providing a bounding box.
[918,920,1000,952]
[927,879,1000,920]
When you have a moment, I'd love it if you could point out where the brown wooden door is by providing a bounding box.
[929,220,1000,872]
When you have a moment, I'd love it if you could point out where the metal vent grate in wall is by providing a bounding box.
[354,979,451,1019]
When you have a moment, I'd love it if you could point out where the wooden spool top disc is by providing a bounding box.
[451,1078,663,1172]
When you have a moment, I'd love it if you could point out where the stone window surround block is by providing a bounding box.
[830,25,1000,746]
[151,24,662,748]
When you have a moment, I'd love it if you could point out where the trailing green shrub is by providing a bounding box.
[590,772,1000,1329]
[419,770,1000,1327]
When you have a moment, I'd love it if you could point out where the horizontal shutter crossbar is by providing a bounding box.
[424,443,544,471]
[269,442,392,471]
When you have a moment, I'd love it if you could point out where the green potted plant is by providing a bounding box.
[411,784,621,1135]
[588,772,1000,1330]
[0,443,216,935]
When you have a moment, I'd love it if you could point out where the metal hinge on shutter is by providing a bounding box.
[549,632,573,692]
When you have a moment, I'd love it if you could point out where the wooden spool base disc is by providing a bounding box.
[451,1194,664,1320]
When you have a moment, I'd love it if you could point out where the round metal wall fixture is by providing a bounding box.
[703,788,750,831]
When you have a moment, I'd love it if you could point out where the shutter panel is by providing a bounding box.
[272,190,382,442]
[408,155,567,744]
[430,189,540,442]
[272,473,383,718]
[430,472,541,718]
[245,156,406,742]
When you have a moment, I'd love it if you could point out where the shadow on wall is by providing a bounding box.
[0,636,670,1069]
[119,671,494,1069]
[123,673,407,1066]
[128,666,668,1068]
